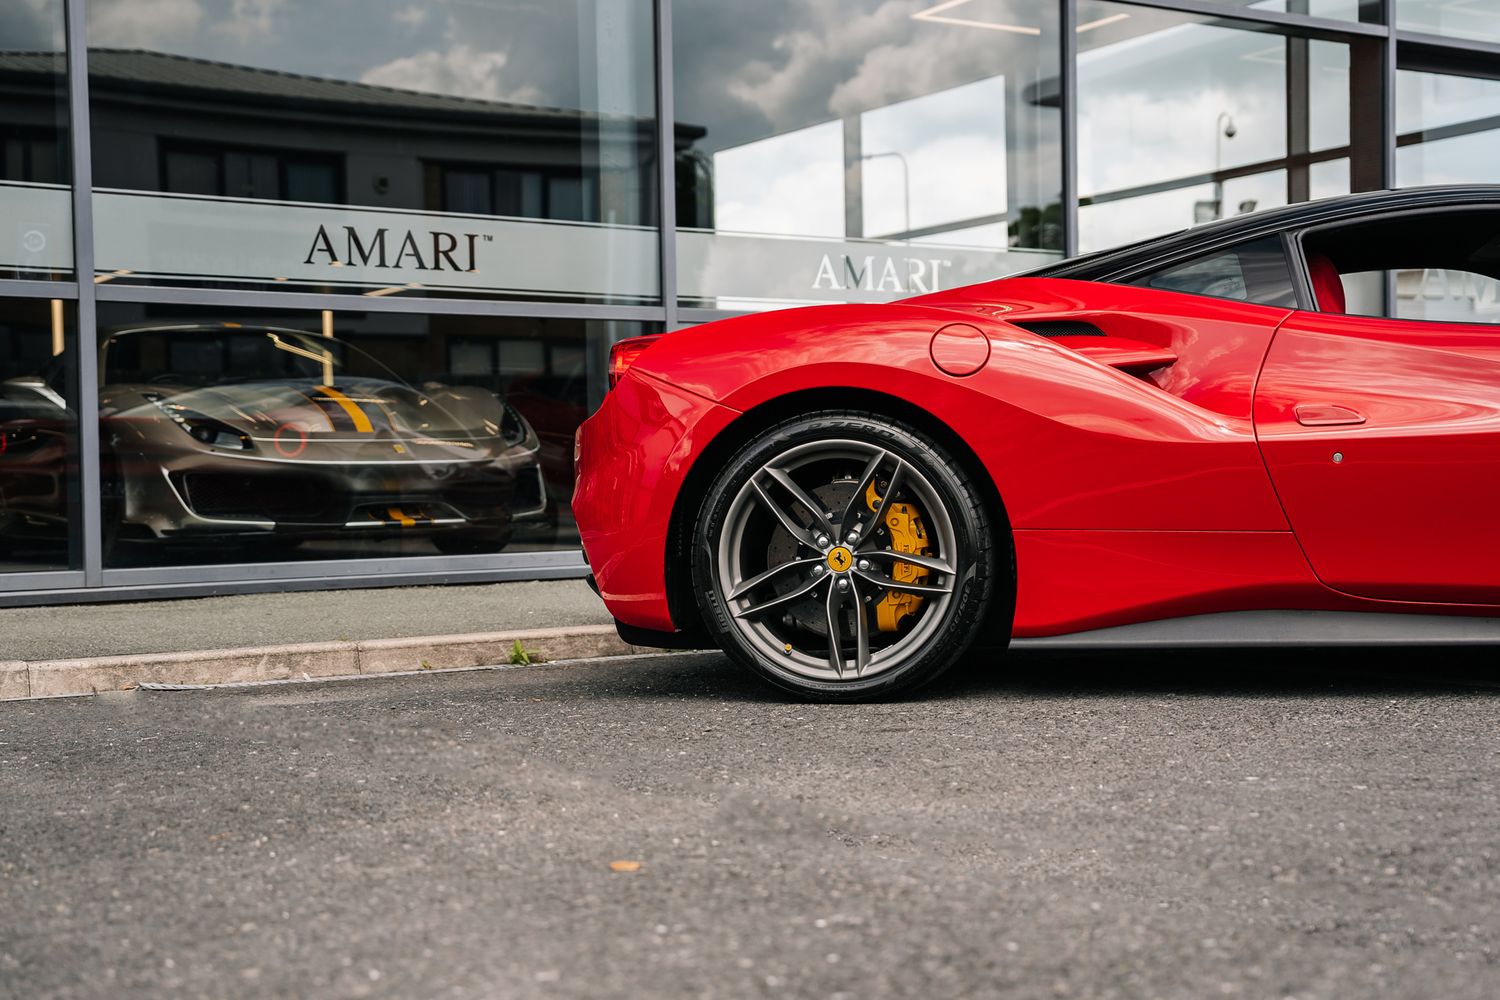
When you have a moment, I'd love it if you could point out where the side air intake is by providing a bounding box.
[1014,319,1107,338]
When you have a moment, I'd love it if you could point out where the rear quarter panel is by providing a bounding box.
[635,296,1288,532]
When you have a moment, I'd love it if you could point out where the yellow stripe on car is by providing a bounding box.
[314,385,375,433]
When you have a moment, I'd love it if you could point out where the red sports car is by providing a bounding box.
[575,186,1500,700]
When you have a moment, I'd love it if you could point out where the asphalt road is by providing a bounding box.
[2,649,1498,999]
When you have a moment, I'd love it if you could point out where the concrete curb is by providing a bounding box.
[5,625,641,701]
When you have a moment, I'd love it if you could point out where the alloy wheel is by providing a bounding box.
[714,438,958,681]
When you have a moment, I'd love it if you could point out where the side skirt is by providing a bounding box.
[1009,610,1500,649]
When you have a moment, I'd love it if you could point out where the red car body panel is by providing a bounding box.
[572,369,737,628]
[575,193,1500,642]
[1255,309,1500,605]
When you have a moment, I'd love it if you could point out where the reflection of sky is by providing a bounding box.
[1398,132,1500,187]
[1081,22,1286,194]
[1310,158,1350,200]
[714,121,844,237]
[1,0,64,50]
[860,76,1007,238]
[712,76,1012,245]
[1398,70,1500,133]
[1076,7,1352,250]
[82,0,653,115]
[674,0,1055,155]
[1395,0,1500,45]
[1396,71,1500,188]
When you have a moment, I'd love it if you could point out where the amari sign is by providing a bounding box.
[675,228,1058,309]
[86,190,1058,308]
[302,224,487,274]
[91,190,660,302]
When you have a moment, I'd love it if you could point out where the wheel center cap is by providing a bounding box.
[826,545,854,573]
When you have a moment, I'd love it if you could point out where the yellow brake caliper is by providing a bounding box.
[865,481,932,632]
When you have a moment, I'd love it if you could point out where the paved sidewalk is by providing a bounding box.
[0,579,638,700]
[0,579,612,662]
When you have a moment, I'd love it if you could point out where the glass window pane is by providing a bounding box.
[1232,0,1372,19]
[0,0,72,280]
[1304,210,1500,322]
[1077,2,1350,252]
[673,0,1062,310]
[96,302,640,567]
[1309,157,1351,199]
[1397,70,1500,188]
[86,1,658,304]
[1135,236,1298,307]
[1397,0,1500,44]
[0,297,79,572]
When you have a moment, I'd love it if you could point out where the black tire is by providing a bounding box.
[692,409,1003,701]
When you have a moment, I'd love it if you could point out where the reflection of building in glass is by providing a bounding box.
[80,48,678,228]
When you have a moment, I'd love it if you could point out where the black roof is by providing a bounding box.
[1036,185,1500,282]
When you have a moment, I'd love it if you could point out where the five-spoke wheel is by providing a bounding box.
[693,410,1001,700]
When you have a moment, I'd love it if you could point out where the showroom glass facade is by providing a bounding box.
[0,0,1496,603]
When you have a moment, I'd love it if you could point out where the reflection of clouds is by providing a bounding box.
[1397,69,1500,133]
[211,0,286,42]
[0,0,63,50]
[724,1,910,127]
[88,0,204,47]
[862,77,1007,236]
[1398,131,1500,187]
[1079,183,1211,252]
[677,0,1053,155]
[714,121,844,237]
[361,44,542,104]
[85,0,651,115]
[393,4,428,29]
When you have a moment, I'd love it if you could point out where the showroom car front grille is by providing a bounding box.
[442,479,508,519]
[178,472,335,523]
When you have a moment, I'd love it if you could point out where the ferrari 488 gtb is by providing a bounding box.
[575,187,1500,699]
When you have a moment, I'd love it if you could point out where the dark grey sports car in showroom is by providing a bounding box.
[97,323,545,556]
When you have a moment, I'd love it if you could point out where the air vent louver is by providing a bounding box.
[1014,320,1106,338]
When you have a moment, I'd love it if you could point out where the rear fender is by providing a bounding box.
[639,304,1286,531]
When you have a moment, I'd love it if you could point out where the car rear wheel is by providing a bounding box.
[692,410,1001,701]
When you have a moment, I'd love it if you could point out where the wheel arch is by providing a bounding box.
[663,385,1016,649]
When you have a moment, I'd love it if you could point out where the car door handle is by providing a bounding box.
[1294,404,1366,427]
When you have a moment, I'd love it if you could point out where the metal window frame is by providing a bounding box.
[3,0,1499,606]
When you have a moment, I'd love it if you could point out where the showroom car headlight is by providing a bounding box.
[145,395,252,450]
[498,400,532,448]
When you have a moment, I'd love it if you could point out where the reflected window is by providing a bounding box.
[1134,236,1297,307]
[161,144,343,202]
[0,297,79,572]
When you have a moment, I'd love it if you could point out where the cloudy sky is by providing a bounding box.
[83,0,654,115]
[0,0,65,50]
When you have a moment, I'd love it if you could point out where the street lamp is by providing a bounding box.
[860,150,911,242]
[1214,112,1237,219]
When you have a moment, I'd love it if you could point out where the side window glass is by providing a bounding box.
[1303,210,1500,324]
[1131,236,1297,308]
[1339,268,1500,324]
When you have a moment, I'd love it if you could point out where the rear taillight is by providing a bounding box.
[607,334,664,389]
